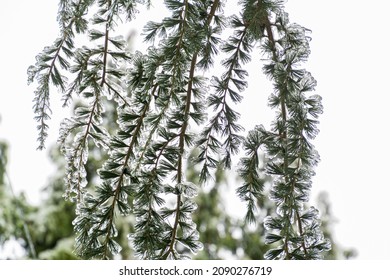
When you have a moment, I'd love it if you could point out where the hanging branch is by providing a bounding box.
[136,0,220,260]
[237,0,330,260]
[28,0,94,149]
[196,13,250,181]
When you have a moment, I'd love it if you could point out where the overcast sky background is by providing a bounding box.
[1,0,389,259]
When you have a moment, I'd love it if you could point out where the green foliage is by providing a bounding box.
[28,0,331,259]
[0,141,37,259]
[237,1,330,259]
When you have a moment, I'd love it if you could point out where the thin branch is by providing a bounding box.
[167,51,197,256]
[262,6,310,259]
[100,0,112,86]
[100,97,151,259]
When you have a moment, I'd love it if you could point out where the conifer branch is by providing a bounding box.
[197,11,251,180]
[100,0,112,86]
[262,10,303,258]
[28,0,92,149]
[100,96,150,259]
[166,50,197,259]
[236,0,330,260]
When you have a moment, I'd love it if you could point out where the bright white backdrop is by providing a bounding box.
[0,0,389,259]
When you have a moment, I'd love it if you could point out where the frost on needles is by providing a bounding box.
[28,0,330,260]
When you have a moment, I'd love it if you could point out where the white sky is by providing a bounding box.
[1,0,389,260]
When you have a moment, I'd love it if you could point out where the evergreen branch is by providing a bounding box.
[295,204,308,256]
[29,35,69,150]
[63,87,102,203]
[99,95,151,259]
[133,84,159,171]
[206,0,220,26]
[31,76,52,150]
[100,0,112,86]
[254,3,330,259]
[267,15,305,259]
[101,27,110,86]
[104,81,132,108]
[265,14,308,259]
[137,3,192,140]
[198,15,250,176]
[61,46,95,106]
[78,98,99,198]
[159,0,220,258]
[196,0,223,70]
[28,0,93,149]
[101,174,124,259]
[157,0,192,259]
[166,50,197,259]
[123,96,150,169]
[237,126,266,224]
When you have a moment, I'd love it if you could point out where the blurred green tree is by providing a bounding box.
[0,138,36,259]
